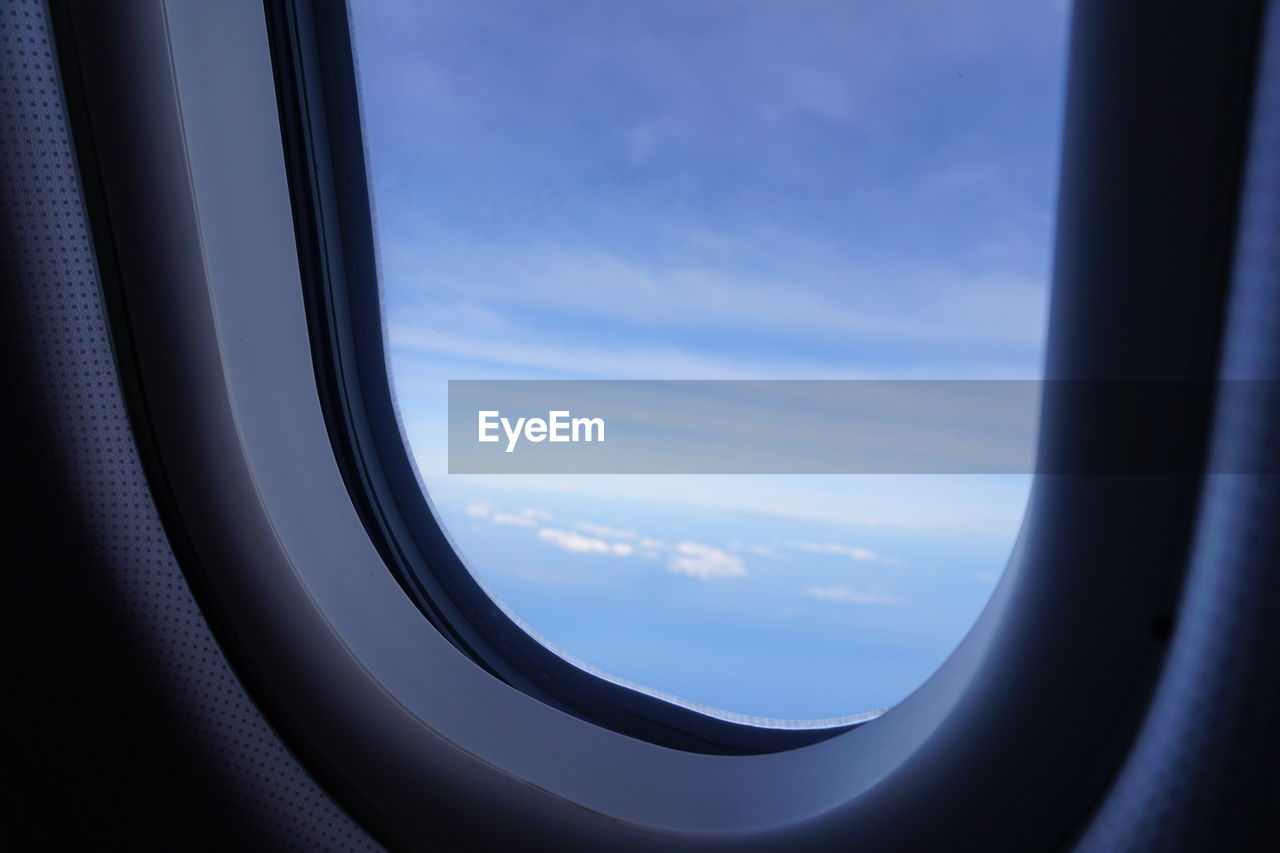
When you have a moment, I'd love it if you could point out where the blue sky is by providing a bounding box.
[348,0,1069,720]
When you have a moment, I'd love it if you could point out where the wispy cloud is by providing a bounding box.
[491,512,535,527]
[526,515,751,579]
[791,542,900,565]
[537,527,633,556]
[668,542,747,580]
[391,325,782,380]
[574,521,637,540]
[804,585,900,605]
[386,247,1048,381]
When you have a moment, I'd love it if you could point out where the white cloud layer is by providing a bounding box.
[491,512,535,527]
[667,542,747,580]
[463,503,753,580]
[537,527,632,556]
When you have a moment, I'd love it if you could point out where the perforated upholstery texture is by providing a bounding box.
[0,1,382,848]
[1077,1,1280,850]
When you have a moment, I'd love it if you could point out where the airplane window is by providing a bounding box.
[348,1,1068,721]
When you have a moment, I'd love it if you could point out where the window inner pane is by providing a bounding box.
[349,1,1068,720]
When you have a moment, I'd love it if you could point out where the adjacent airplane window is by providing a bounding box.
[348,2,1068,720]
